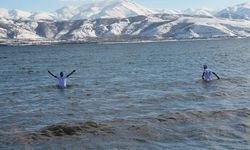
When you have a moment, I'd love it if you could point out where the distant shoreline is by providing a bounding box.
[0,36,248,46]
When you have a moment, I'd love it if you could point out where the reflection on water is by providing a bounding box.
[1,38,250,149]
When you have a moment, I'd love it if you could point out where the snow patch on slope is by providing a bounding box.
[216,3,250,20]
[182,8,214,17]
[0,8,31,20]
[71,0,157,20]
[29,12,57,21]
[1,14,250,41]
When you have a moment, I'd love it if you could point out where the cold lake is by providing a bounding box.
[1,38,250,149]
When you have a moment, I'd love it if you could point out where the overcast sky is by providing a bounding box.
[0,0,249,12]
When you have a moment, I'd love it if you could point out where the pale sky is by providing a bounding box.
[0,0,250,12]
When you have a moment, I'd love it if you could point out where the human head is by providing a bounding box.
[203,65,208,69]
[60,72,64,77]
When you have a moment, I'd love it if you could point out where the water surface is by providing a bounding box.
[1,39,250,149]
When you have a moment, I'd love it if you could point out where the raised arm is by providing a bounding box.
[212,72,220,79]
[48,70,57,78]
[66,70,76,78]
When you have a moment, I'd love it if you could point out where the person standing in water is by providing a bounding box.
[202,65,220,81]
[48,70,76,88]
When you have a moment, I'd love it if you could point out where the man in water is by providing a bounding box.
[202,65,220,81]
[48,70,76,88]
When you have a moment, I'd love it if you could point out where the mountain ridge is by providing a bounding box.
[0,0,157,21]
[1,1,250,45]
[216,2,250,20]
[1,14,250,45]
[1,1,250,21]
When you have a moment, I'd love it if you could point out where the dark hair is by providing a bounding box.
[60,72,64,77]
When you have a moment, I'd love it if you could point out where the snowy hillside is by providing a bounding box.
[54,6,78,20]
[0,0,157,21]
[182,8,214,17]
[216,3,250,20]
[2,1,250,21]
[70,0,157,20]
[1,14,250,45]
[0,8,31,20]
[29,12,57,21]
[1,1,250,44]
[0,8,10,18]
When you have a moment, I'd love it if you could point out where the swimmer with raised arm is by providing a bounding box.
[48,70,76,88]
[202,65,220,81]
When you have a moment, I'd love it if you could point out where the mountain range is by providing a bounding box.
[0,0,157,21]
[216,3,250,20]
[1,0,250,45]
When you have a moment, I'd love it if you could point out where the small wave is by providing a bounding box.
[27,121,115,141]
[155,108,250,124]
[220,77,248,85]
[7,109,250,149]
[163,92,207,101]
[235,123,250,133]
[65,84,81,89]
[0,57,8,59]
[212,90,247,98]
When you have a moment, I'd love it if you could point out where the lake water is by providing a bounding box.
[1,39,250,150]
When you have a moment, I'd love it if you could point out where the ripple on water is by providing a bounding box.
[2,39,250,149]
[2,108,248,150]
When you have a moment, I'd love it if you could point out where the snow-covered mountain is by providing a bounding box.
[0,8,31,20]
[1,14,250,44]
[29,12,57,21]
[216,3,250,20]
[54,6,78,20]
[2,1,250,21]
[158,9,181,15]
[182,8,214,17]
[1,1,250,44]
[70,0,157,20]
[0,0,158,21]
